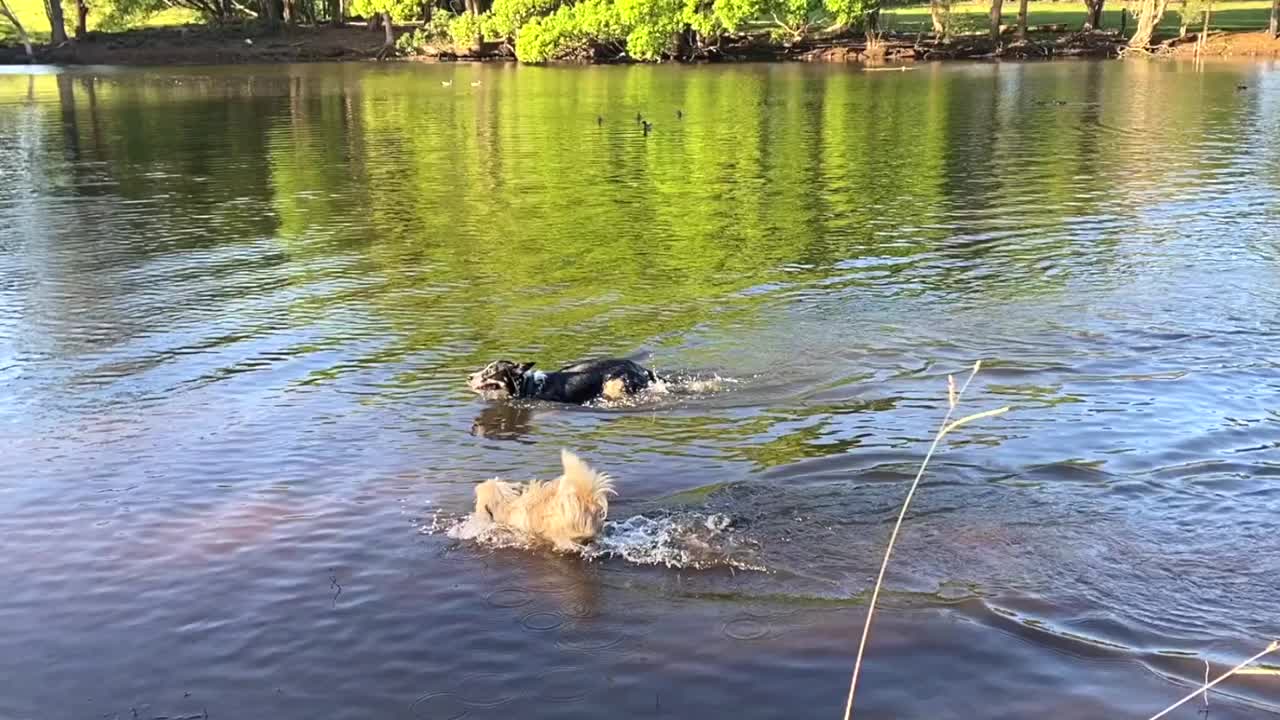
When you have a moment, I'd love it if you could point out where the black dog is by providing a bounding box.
[467,358,660,405]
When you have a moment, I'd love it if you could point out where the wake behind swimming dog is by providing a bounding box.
[472,449,616,550]
[467,357,660,404]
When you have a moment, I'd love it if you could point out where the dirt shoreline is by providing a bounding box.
[2,23,1278,66]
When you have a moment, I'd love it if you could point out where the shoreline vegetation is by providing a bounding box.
[2,0,1279,65]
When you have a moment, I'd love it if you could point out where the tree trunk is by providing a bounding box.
[1082,0,1103,29]
[1016,0,1028,38]
[74,0,86,36]
[1128,0,1170,47]
[1270,0,1277,37]
[374,10,393,57]
[329,0,343,26]
[0,0,35,59]
[261,0,281,27]
[929,0,947,34]
[1178,0,1188,37]
[1195,0,1210,54]
[989,0,1003,43]
[45,0,68,44]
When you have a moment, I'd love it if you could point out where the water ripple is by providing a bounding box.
[1,60,1278,720]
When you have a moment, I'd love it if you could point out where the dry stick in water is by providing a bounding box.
[1202,660,1210,714]
[842,361,1010,720]
[1146,640,1280,720]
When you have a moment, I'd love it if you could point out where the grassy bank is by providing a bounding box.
[7,0,1279,43]
[1,0,196,43]
[886,0,1277,33]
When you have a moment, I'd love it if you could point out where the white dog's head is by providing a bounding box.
[473,478,518,525]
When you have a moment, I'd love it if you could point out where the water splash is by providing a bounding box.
[424,508,765,572]
[585,512,765,571]
[589,372,742,408]
[652,372,741,396]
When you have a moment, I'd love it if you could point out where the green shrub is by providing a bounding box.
[570,0,626,39]
[424,9,457,39]
[503,0,872,63]
[514,9,574,60]
[396,27,424,52]
[349,0,421,23]
[615,0,683,57]
[447,10,488,44]
[487,0,560,38]
[710,0,760,30]
[394,10,457,53]
[824,0,871,31]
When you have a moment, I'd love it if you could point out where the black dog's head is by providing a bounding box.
[467,360,535,398]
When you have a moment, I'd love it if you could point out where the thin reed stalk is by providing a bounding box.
[1146,640,1280,720]
[842,361,1009,720]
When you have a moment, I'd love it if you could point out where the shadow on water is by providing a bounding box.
[470,402,537,442]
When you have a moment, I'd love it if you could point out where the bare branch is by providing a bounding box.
[1147,641,1280,720]
[842,360,1008,720]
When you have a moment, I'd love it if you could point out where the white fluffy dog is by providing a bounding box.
[472,450,616,550]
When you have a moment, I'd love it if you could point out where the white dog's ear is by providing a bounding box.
[560,448,586,473]
[559,449,614,499]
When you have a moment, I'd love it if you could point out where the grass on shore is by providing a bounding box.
[4,0,1277,45]
[886,0,1277,34]
[1,0,197,43]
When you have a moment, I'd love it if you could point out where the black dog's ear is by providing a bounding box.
[516,362,535,374]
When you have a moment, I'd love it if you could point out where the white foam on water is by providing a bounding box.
[585,513,764,571]
[649,373,740,396]
[422,509,764,572]
[590,373,742,409]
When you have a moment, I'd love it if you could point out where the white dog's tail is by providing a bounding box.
[556,449,615,532]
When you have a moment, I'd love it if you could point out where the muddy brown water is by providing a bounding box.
[1,59,1278,719]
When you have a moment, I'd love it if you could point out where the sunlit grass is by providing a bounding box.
[886,0,1277,33]
[5,0,1274,43]
[1,0,198,43]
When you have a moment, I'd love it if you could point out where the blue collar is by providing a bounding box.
[519,370,548,397]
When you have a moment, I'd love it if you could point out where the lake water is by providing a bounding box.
[1,58,1279,720]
